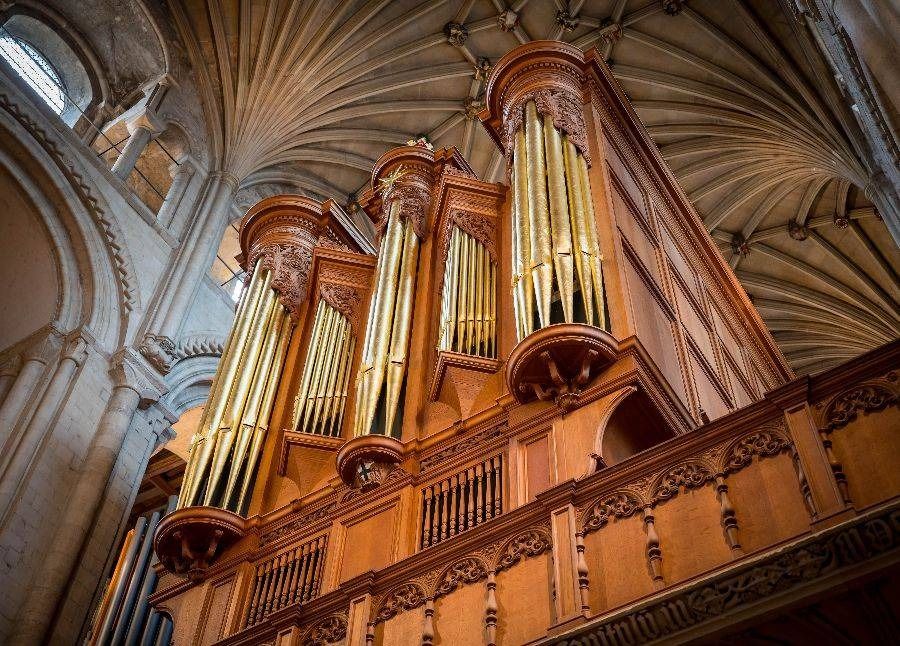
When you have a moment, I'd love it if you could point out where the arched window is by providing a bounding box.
[0,33,65,114]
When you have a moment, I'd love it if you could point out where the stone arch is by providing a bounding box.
[592,387,675,470]
[0,1,109,126]
[0,99,132,350]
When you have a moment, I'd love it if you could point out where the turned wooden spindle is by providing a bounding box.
[642,506,664,589]
[715,475,743,556]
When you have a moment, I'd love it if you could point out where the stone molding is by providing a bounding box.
[111,347,168,407]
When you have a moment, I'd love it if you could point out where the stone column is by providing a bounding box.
[157,171,238,340]
[0,354,20,405]
[8,351,165,646]
[0,333,88,525]
[0,332,60,453]
[158,156,197,230]
[111,118,155,181]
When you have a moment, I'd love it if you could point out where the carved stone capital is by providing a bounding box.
[62,333,90,366]
[111,348,168,408]
[139,333,177,373]
[23,328,65,364]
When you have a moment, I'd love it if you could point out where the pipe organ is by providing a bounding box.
[293,298,355,437]
[437,225,497,358]
[508,82,606,338]
[178,262,292,512]
[143,42,867,646]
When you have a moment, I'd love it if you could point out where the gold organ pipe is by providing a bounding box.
[465,234,476,351]
[312,311,343,433]
[236,309,292,513]
[384,218,419,436]
[489,259,496,357]
[204,285,278,506]
[524,101,553,328]
[577,152,607,329]
[448,227,461,352]
[222,302,285,507]
[180,268,269,507]
[322,318,351,436]
[333,334,355,435]
[457,228,469,352]
[179,266,261,508]
[304,307,336,432]
[563,137,594,325]
[475,238,484,352]
[293,301,326,429]
[354,200,404,437]
[544,116,575,322]
[513,128,533,339]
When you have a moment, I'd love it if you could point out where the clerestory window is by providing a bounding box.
[0,33,65,115]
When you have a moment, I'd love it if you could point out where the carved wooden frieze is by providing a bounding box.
[373,583,427,623]
[300,613,347,646]
[816,374,898,432]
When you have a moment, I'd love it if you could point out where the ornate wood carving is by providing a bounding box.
[433,557,488,598]
[301,613,347,646]
[652,462,713,501]
[581,491,643,535]
[493,528,552,572]
[373,583,427,623]
[819,378,898,431]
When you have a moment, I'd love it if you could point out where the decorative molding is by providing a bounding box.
[818,377,898,432]
[420,423,506,471]
[433,556,488,599]
[553,503,900,645]
[493,527,552,572]
[581,491,643,534]
[300,613,347,646]
[259,503,337,547]
[373,583,427,623]
[0,91,138,319]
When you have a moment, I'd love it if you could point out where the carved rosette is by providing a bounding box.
[480,41,590,171]
[241,196,326,317]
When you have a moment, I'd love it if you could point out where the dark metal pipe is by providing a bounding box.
[95,516,147,646]
[110,511,160,645]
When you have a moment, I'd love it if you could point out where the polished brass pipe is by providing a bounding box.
[354,200,405,437]
[181,268,270,507]
[563,137,594,325]
[304,306,336,432]
[223,303,284,506]
[544,116,574,322]
[235,309,292,513]
[333,334,356,436]
[293,300,326,429]
[577,152,607,329]
[312,310,344,433]
[322,318,351,436]
[384,218,419,436]
[513,127,533,339]
[204,285,277,506]
[525,101,552,328]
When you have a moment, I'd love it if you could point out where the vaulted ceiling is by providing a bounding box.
[171,0,900,375]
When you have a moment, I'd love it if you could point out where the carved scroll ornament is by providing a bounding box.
[502,87,591,170]
[821,381,897,431]
[581,491,642,535]
[319,283,362,334]
[434,557,488,598]
[374,583,427,623]
[247,242,314,315]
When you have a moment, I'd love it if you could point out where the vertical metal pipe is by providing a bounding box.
[294,301,325,430]
[137,610,161,646]
[544,118,575,321]
[152,615,172,646]
[109,512,160,646]
[513,128,533,338]
[577,153,607,329]
[525,101,553,328]
[563,137,593,324]
[95,518,145,646]
[333,334,355,437]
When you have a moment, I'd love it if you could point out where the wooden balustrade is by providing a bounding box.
[419,454,503,549]
[245,535,327,627]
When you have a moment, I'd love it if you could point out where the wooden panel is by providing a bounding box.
[624,259,686,404]
[688,350,730,420]
[339,504,398,582]
[613,189,660,286]
[727,453,810,554]
[605,154,645,217]
[583,513,653,614]
[200,577,234,645]
[830,406,900,510]
[376,605,423,646]
[655,485,732,585]
[524,434,550,502]
[495,553,552,644]
[433,581,484,645]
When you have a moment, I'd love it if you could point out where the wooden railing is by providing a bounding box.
[245,535,326,626]
[419,454,503,549]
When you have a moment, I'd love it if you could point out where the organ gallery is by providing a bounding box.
[86,41,899,646]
